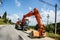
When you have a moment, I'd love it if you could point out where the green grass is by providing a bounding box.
[0,19,5,24]
[0,18,10,25]
[46,32,60,40]
[0,18,15,25]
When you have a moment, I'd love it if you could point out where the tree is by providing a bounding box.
[0,16,1,18]
[2,11,7,23]
[2,11,7,19]
[46,24,54,33]
[57,27,60,34]
[34,24,39,30]
[9,20,11,24]
[56,23,60,34]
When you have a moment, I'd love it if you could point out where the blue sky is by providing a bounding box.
[0,0,60,25]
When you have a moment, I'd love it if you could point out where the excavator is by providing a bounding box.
[16,8,46,37]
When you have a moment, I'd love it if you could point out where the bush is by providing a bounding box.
[46,24,54,33]
[46,23,60,34]
[29,26,34,29]
[47,32,60,40]
[34,24,39,30]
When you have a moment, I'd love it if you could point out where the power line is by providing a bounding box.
[39,0,58,39]
[39,0,60,9]
[39,0,54,7]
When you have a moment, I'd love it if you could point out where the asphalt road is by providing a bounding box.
[0,25,23,40]
[0,25,55,40]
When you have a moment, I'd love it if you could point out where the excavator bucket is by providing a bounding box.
[32,31,40,37]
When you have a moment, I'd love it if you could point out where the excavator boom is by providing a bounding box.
[21,11,34,25]
[21,8,46,37]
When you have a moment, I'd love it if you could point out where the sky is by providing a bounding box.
[0,0,60,25]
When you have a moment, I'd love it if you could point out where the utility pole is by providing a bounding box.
[39,1,59,36]
[55,4,57,35]
[47,14,49,25]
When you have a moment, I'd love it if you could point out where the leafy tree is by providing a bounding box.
[0,16,1,18]
[34,24,39,30]
[2,11,7,19]
[2,11,7,23]
[46,24,54,33]
[46,23,60,34]
[9,20,11,24]
[56,23,60,34]
[49,24,54,33]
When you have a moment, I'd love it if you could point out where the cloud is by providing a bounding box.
[41,9,55,24]
[41,9,60,25]
[28,7,32,11]
[7,14,19,23]
[57,11,60,22]
[0,2,2,5]
[15,0,21,7]
[7,9,60,25]
[26,9,60,25]
[25,17,37,25]
[13,14,19,18]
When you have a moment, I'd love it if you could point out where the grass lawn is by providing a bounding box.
[0,19,10,25]
[46,32,60,40]
[0,19,5,25]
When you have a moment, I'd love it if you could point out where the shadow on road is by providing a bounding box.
[18,35,23,40]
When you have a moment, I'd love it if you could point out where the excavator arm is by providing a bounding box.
[21,11,34,25]
[21,8,43,29]
[21,8,46,37]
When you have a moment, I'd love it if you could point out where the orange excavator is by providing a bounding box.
[20,8,46,37]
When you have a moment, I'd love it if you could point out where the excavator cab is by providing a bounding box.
[20,19,29,31]
[15,19,29,30]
